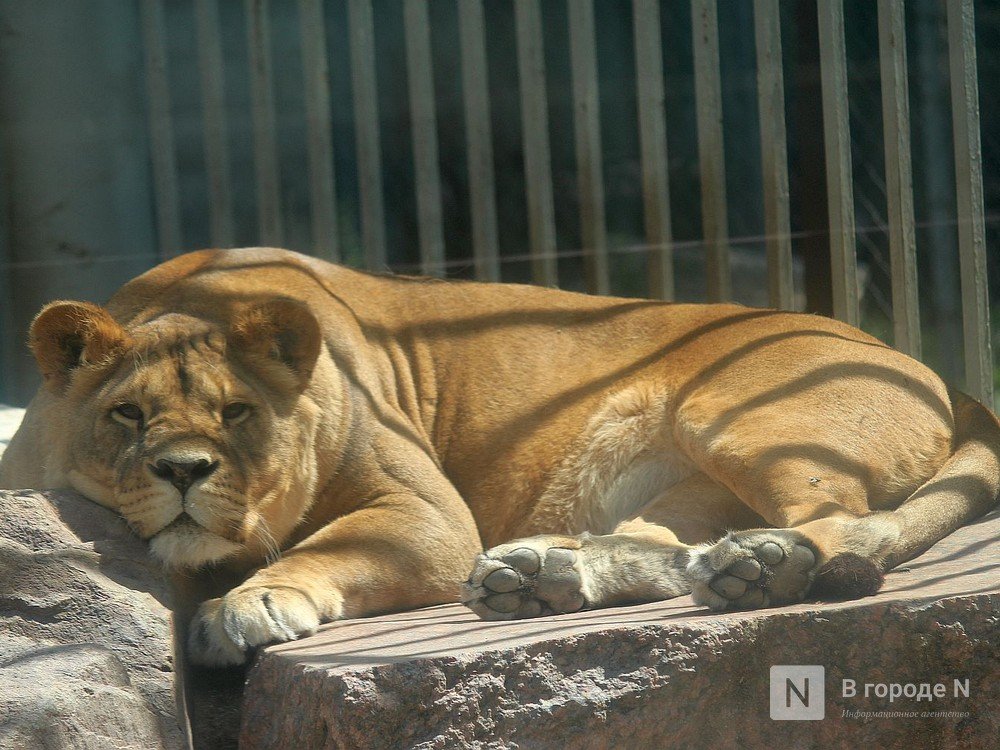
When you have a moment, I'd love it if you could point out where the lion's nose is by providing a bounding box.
[149,457,218,495]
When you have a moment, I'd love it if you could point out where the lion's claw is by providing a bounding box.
[188,585,319,666]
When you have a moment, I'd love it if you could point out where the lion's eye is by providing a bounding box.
[222,403,250,422]
[112,403,143,424]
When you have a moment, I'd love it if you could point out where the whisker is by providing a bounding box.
[250,513,283,566]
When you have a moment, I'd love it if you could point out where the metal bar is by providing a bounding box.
[817,0,859,326]
[404,0,445,276]
[515,0,558,287]
[298,0,339,261]
[691,0,730,301]
[140,0,182,258]
[348,0,387,270]
[194,0,235,248]
[753,0,794,310]
[245,0,283,245]
[632,0,674,301]
[947,0,994,405]
[568,0,608,295]
[0,136,14,402]
[458,1,500,281]
[878,0,921,357]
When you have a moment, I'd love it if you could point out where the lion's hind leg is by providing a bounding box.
[461,531,689,620]
[462,472,760,620]
[688,393,1000,612]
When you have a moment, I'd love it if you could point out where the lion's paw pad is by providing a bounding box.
[687,531,818,611]
[462,542,586,620]
[187,586,320,666]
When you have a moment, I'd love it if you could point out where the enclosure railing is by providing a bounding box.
[138,0,995,407]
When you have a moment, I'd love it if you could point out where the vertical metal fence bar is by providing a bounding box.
[245,0,283,245]
[458,0,500,282]
[947,0,994,405]
[817,0,859,326]
[691,0,730,301]
[753,0,794,310]
[632,0,674,301]
[140,0,182,258]
[0,137,10,401]
[298,0,339,261]
[404,0,445,276]
[348,0,387,270]
[515,0,558,287]
[568,0,609,295]
[878,0,921,358]
[194,0,235,248]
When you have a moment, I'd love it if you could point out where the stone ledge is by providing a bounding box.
[241,510,1000,749]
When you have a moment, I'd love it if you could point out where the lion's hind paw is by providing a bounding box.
[687,529,818,611]
[461,539,586,620]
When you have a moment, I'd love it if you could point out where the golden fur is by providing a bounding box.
[2,247,997,665]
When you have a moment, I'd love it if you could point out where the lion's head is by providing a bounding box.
[28,297,326,568]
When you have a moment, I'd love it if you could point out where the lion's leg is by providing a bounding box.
[687,403,1000,611]
[188,486,482,666]
[674,383,1000,611]
[682,455,884,611]
[463,473,761,620]
[461,531,687,620]
[687,504,935,611]
[682,459,972,611]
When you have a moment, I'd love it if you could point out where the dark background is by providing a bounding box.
[0,0,997,407]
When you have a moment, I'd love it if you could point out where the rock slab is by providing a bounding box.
[0,490,188,749]
[242,510,1000,749]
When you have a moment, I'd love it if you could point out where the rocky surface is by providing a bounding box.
[242,509,1000,749]
[0,490,188,749]
[3,403,995,750]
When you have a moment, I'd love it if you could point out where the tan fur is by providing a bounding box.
[2,247,998,663]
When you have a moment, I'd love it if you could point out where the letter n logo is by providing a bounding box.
[770,666,825,720]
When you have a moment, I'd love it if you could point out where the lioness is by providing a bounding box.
[2,248,998,666]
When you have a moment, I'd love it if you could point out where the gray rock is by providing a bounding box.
[241,509,1000,750]
[0,645,163,750]
[0,490,188,749]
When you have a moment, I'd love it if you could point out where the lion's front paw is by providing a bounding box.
[461,537,586,620]
[687,529,818,611]
[188,585,320,666]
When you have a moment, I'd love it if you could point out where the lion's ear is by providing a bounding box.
[230,299,321,391]
[29,301,130,389]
